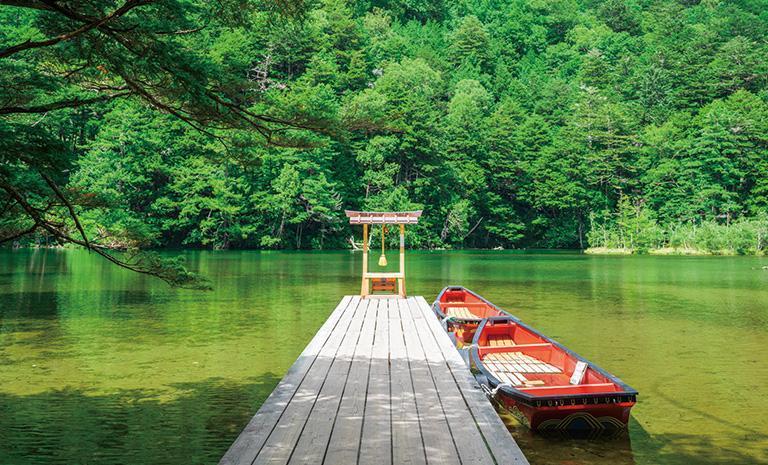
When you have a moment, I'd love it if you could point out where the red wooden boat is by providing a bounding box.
[432,286,510,343]
[470,311,638,434]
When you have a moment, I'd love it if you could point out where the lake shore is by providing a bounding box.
[6,244,767,257]
[584,247,765,256]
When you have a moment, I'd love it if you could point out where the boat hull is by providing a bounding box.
[432,286,509,344]
[451,288,639,435]
[496,392,634,434]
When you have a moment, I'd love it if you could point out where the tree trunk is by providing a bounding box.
[577,215,584,249]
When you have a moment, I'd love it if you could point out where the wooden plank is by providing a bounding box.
[253,297,361,465]
[504,353,558,373]
[389,299,427,465]
[287,298,371,464]
[366,272,405,279]
[518,359,535,373]
[405,298,496,465]
[487,352,561,377]
[397,299,459,465]
[511,361,525,373]
[219,296,356,465]
[500,368,523,386]
[447,306,473,319]
[414,296,529,465]
[570,361,588,385]
[359,296,392,465]
[497,370,520,386]
[514,356,534,373]
[323,299,378,464]
[222,296,528,465]
[523,380,546,387]
[487,354,523,375]
[523,357,539,372]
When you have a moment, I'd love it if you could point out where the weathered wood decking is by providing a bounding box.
[220,296,529,465]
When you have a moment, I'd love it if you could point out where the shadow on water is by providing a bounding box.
[2,250,768,465]
[498,409,636,465]
[504,412,764,465]
[650,377,768,442]
[0,375,280,465]
[627,416,767,465]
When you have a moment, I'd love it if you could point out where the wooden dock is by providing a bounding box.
[220,296,529,465]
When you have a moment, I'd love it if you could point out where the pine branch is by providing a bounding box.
[0,176,210,289]
[0,92,131,115]
[0,224,38,244]
[0,1,54,11]
[0,0,153,59]
[38,171,90,249]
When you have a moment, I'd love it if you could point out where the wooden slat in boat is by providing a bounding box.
[489,335,515,346]
[485,352,560,374]
[446,306,475,319]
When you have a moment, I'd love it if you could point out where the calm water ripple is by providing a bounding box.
[1,249,767,465]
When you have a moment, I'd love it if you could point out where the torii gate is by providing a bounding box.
[345,210,422,297]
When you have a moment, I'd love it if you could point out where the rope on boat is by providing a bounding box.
[481,383,518,417]
[481,383,493,397]
[440,315,455,331]
[480,382,512,399]
[491,383,513,398]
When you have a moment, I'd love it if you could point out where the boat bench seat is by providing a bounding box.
[484,352,561,386]
[487,335,516,346]
[446,306,476,319]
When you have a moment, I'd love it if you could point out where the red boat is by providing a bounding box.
[435,287,637,434]
[432,286,509,343]
[472,314,637,434]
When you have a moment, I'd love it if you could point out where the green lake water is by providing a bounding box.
[1,249,767,465]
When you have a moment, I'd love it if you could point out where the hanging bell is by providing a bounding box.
[378,225,388,267]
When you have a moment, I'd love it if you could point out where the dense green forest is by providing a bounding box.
[2,0,768,264]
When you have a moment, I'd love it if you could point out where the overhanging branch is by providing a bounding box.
[0,0,153,59]
[0,176,210,289]
[0,91,131,115]
[0,1,54,11]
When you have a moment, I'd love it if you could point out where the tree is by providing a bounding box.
[448,15,491,71]
[255,154,343,249]
[4,0,768,259]
[0,0,326,287]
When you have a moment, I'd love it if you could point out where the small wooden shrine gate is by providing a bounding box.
[345,210,422,297]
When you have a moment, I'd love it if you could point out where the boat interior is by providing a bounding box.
[438,288,508,319]
[476,319,623,396]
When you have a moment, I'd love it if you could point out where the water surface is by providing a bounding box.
[1,250,766,464]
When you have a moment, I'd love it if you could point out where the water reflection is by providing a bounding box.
[0,376,280,465]
[1,249,767,465]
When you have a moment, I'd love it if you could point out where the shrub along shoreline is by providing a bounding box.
[586,199,768,256]
[585,247,757,256]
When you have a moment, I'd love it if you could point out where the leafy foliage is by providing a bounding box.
[3,0,768,271]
